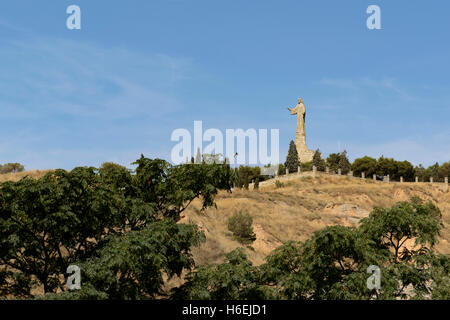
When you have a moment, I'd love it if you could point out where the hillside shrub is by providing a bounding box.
[227,211,256,244]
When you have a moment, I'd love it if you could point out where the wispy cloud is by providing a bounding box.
[317,77,416,102]
[0,29,194,169]
[0,38,191,119]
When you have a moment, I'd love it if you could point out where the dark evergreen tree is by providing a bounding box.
[285,140,299,173]
[338,150,351,175]
[312,149,325,171]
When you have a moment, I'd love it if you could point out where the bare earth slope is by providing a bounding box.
[180,173,450,266]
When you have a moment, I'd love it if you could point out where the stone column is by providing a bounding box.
[325,167,329,174]
[430,177,433,183]
[286,168,289,175]
[400,176,404,183]
[373,174,376,181]
[338,168,342,175]
[312,165,317,173]
[298,165,301,174]
[445,177,449,192]
[415,176,419,183]
[361,172,365,179]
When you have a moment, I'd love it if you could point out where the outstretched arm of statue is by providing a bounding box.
[288,107,298,114]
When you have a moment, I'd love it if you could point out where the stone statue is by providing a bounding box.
[287,98,314,163]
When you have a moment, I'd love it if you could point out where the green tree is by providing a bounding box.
[338,150,351,175]
[285,140,299,173]
[396,160,415,181]
[261,226,378,299]
[0,168,120,296]
[425,162,440,182]
[0,156,234,297]
[172,249,269,300]
[438,161,450,181]
[38,220,205,300]
[326,153,341,173]
[261,198,447,300]
[352,156,377,178]
[312,149,325,171]
[376,156,397,178]
[414,164,426,182]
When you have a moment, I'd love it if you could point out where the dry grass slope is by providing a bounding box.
[180,174,450,266]
[0,170,52,183]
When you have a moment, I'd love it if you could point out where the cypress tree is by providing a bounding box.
[339,150,351,175]
[285,140,299,173]
[195,148,202,164]
[312,149,325,171]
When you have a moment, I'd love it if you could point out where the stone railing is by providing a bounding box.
[248,166,449,192]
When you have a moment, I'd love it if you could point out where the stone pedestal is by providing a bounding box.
[430,177,434,183]
[337,168,342,175]
[361,172,365,179]
[400,177,404,183]
[325,167,329,174]
[373,174,376,181]
[415,177,419,183]
[348,171,353,177]
[286,168,289,175]
[298,166,301,174]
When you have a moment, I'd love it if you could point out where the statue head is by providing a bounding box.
[297,98,303,104]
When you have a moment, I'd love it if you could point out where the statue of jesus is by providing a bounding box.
[287,98,306,145]
[287,97,314,163]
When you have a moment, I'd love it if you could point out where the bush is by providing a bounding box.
[278,164,285,176]
[0,163,25,174]
[227,212,256,244]
[235,166,260,189]
[275,180,285,188]
[300,161,313,172]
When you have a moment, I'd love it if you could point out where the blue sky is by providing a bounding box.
[1,0,449,170]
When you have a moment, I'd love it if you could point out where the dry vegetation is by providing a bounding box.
[0,170,52,183]
[180,173,450,266]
